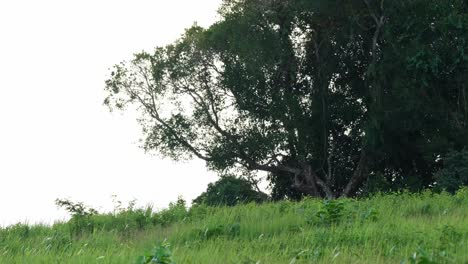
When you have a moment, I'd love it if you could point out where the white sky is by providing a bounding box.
[0,0,223,227]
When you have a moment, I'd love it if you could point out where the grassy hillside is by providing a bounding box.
[1,189,467,264]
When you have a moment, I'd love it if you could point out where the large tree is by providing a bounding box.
[105,0,467,198]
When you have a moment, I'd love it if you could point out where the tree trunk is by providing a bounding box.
[341,149,368,197]
[292,163,335,199]
[293,164,319,197]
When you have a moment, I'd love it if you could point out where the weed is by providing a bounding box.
[136,242,175,264]
[315,200,346,225]
[404,245,438,264]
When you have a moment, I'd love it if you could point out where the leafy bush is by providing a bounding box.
[305,198,379,226]
[136,242,175,264]
[435,148,468,193]
[193,175,268,206]
[315,200,346,225]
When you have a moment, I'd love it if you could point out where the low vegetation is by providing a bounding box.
[1,188,467,263]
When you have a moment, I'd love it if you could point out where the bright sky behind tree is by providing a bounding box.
[0,0,223,226]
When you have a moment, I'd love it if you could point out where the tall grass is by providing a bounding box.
[1,189,467,263]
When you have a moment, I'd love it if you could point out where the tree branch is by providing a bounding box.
[125,79,213,162]
[341,149,368,197]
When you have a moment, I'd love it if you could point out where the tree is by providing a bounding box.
[105,0,467,198]
[193,175,268,206]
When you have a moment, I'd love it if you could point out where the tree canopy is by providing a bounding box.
[105,0,468,198]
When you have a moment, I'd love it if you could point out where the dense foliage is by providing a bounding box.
[435,148,468,193]
[1,189,467,263]
[192,175,268,206]
[104,0,468,198]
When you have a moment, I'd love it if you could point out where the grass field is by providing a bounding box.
[1,189,467,264]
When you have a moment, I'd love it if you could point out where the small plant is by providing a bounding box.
[404,246,437,264]
[136,242,175,264]
[315,200,346,225]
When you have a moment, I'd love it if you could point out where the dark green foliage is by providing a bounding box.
[368,0,468,192]
[361,173,393,196]
[192,176,268,206]
[435,148,468,193]
[268,169,306,201]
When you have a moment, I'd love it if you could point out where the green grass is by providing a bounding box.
[1,189,467,263]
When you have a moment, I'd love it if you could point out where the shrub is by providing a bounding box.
[315,200,346,225]
[193,175,268,206]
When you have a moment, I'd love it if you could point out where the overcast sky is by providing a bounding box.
[0,0,223,227]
